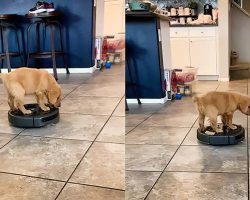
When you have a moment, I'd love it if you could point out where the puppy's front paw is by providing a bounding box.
[229,125,237,130]
[10,107,17,112]
[199,127,205,133]
[41,106,50,112]
[23,109,32,115]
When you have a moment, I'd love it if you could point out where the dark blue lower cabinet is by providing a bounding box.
[126,12,166,99]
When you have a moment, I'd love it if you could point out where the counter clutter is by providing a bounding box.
[126,1,219,26]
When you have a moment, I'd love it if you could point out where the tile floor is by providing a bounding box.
[0,64,125,200]
[126,79,250,200]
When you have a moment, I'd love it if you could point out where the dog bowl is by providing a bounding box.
[197,124,245,145]
[175,93,182,100]
[105,61,112,69]
[8,104,59,128]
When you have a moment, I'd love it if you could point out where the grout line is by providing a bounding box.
[61,77,93,100]
[8,134,125,145]
[125,116,152,135]
[68,181,125,192]
[125,169,248,175]
[54,96,124,200]
[125,103,198,134]
[0,171,125,192]
[63,95,124,99]
[125,106,169,135]
[0,171,66,183]
[0,129,25,150]
[0,132,21,136]
[215,81,221,91]
[143,117,198,200]
[58,112,112,117]
[125,143,247,147]
[58,111,120,116]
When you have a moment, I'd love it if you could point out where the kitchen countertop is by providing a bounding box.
[126,11,170,21]
[170,24,218,27]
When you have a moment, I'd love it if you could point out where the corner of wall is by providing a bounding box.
[218,0,230,81]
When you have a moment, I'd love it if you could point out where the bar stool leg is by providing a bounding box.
[14,27,24,66]
[50,25,58,80]
[56,21,69,74]
[0,26,3,73]
[36,23,41,52]
[2,27,11,72]
[126,57,141,105]
[26,23,34,66]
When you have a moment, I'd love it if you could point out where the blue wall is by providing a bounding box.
[0,0,95,68]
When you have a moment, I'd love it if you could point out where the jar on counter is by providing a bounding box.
[184,84,192,95]
[170,8,177,16]
[179,17,186,25]
[177,85,185,94]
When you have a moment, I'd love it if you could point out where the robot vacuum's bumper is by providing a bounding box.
[8,104,59,128]
[197,125,245,145]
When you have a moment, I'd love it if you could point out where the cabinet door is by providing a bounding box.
[170,38,190,69]
[190,37,217,75]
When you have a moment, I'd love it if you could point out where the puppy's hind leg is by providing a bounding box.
[10,85,32,115]
[209,117,219,133]
[36,91,50,112]
[8,94,16,111]
[227,113,237,130]
[198,113,205,132]
[221,114,228,127]
[14,97,32,115]
[207,106,219,133]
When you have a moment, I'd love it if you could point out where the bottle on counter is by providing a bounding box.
[204,2,213,17]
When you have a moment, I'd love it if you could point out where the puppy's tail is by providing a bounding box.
[193,95,205,114]
[192,95,199,103]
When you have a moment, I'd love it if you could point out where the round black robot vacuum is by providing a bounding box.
[197,124,245,145]
[8,104,59,128]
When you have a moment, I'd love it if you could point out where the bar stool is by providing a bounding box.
[0,14,24,72]
[125,49,141,111]
[26,12,70,80]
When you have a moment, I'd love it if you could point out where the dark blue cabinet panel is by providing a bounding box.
[126,15,166,99]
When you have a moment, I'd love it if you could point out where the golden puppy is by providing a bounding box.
[193,91,250,133]
[0,67,61,115]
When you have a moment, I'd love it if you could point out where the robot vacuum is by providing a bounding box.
[197,124,245,145]
[8,104,59,128]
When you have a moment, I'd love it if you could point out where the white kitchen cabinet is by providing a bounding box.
[170,27,218,79]
[190,37,217,75]
[104,0,125,35]
[170,37,190,68]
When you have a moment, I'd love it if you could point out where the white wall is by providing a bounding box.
[104,0,125,36]
[218,0,230,81]
[231,5,250,63]
[96,0,105,37]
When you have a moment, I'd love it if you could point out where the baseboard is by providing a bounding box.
[127,96,168,104]
[197,75,219,81]
[0,65,97,74]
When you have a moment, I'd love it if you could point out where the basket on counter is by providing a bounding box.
[174,67,197,96]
